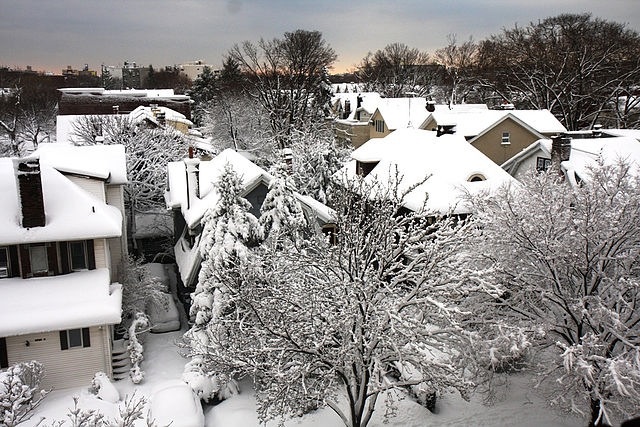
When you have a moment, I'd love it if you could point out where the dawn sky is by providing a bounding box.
[1,0,640,75]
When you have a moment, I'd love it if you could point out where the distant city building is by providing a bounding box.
[179,60,219,80]
[121,61,150,89]
[62,64,98,78]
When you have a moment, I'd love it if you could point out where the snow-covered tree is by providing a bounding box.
[120,255,165,323]
[468,161,640,426]
[71,115,187,238]
[128,312,150,384]
[182,163,262,401]
[0,361,49,427]
[260,162,307,245]
[193,177,486,427]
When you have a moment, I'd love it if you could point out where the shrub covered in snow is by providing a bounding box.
[90,372,119,403]
[128,312,150,384]
[0,360,49,427]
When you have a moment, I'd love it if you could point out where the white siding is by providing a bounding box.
[106,184,128,274]
[94,238,108,270]
[5,326,112,390]
[68,176,106,202]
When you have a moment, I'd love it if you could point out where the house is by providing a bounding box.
[165,148,335,293]
[502,130,640,186]
[337,128,517,216]
[332,92,382,148]
[0,143,128,390]
[419,108,566,165]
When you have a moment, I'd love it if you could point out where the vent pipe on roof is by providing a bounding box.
[426,100,436,112]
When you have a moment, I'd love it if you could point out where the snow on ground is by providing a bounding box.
[19,324,583,427]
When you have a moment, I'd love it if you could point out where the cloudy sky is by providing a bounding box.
[1,0,639,74]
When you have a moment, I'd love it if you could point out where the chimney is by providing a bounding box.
[356,94,363,108]
[343,100,351,119]
[551,134,571,174]
[184,158,200,208]
[592,124,603,138]
[426,100,436,112]
[15,159,45,228]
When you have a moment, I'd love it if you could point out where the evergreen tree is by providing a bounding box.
[183,163,262,401]
[189,66,219,126]
[260,162,307,245]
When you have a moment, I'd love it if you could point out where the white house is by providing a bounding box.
[337,128,517,216]
[0,143,127,390]
[502,131,640,186]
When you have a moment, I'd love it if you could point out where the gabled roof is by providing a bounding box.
[166,149,271,229]
[342,128,517,214]
[0,157,123,245]
[502,136,640,186]
[332,92,382,121]
[468,112,546,145]
[373,98,430,130]
[421,109,566,138]
[0,268,122,336]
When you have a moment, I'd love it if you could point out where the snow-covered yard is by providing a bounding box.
[17,327,583,427]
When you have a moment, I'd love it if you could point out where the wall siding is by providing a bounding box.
[106,185,128,277]
[93,238,109,270]
[68,175,106,202]
[5,326,112,390]
[472,119,540,166]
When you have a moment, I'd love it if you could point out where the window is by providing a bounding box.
[29,245,48,275]
[0,247,8,278]
[69,241,87,270]
[536,157,552,173]
[468,174,486,182]
[60,328,90,350]
[501,132,510,145]
[375,120,385,133]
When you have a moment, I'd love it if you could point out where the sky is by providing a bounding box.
[1,0,640,75]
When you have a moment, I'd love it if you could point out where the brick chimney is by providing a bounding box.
[551,134,571,175]
[15,159,45,228]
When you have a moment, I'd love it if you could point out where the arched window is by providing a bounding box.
[468,174,486,182]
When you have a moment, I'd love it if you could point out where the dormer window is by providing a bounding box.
[468,174,486,182]
[356,160,378,178]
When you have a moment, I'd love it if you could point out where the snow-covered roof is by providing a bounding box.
[129,105,194,128]
[341,128,517,214]
[33,143,127,184]
[375,98,430,130]
[502,135,640,185]
[332,92,382,120]
[59,88,187,99]
[166,149,270,229]
[422,109,566,137]
[602,128,640,140]
[0,268,122,336]
[0,158,123,245]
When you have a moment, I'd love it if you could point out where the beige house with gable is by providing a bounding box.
[0,144,127,390]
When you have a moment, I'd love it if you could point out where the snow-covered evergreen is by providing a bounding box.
[183,162,261,401]
[0,361,48,427]
[260,162,307,245]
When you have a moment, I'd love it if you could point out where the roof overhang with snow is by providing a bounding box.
[0,268,122,336]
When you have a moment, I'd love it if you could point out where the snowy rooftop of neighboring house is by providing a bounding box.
[341,128,517,214]
[34,143,127,184]
[166,149,270,229]
[502,135,640,186]
[0,156,123,245]
[0,268,122,336]
[423,109,566,137]
[332,92,382,120]
[375,98,431,130]
[59,88,187,99]
[129,105,194,128]
[602,128,640,140]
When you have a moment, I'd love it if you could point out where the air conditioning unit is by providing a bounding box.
[0,267,8,278]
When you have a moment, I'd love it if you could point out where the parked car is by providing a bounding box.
[151,380,204,427]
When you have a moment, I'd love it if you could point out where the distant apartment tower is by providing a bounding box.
[180,60,220,80]
[122,61,150,89]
